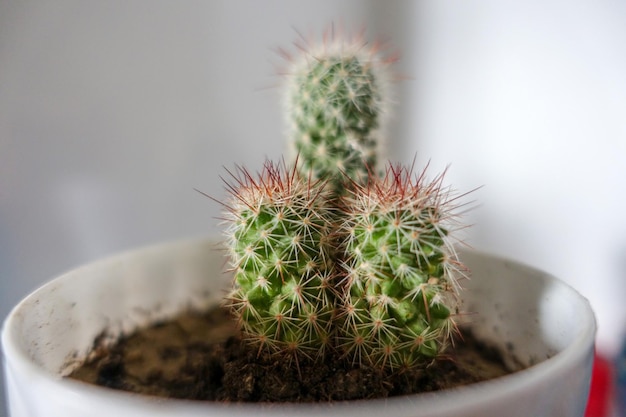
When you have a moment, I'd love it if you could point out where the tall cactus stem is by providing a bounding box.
[282,28,395,195]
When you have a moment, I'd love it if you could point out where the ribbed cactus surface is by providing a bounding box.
[337,164,463,369]
[224,161,338,358]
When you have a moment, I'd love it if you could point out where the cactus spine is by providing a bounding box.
[224,161,337,358]
[222,31,467,371]
[285,35,389,195]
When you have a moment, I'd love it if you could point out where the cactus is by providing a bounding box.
[284,33,391,195]
[223,160,338,359]
[336,163,464,369]
[221,31,468,371]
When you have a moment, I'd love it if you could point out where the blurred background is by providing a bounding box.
[1,1,625,415]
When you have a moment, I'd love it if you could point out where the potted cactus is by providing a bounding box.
[2,30,596,416]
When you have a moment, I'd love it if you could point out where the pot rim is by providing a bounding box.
[1,237,596,416]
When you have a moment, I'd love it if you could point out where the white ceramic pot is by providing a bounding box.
[2,238,596,417]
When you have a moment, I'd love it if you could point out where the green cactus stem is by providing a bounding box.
[222,160,338,359]
[284,34,393,195]
[336,163,466,370]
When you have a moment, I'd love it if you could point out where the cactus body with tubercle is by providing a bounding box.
[223,161,337,358]
[337,164,463,369]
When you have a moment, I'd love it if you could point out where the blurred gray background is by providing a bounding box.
[1,1,625,415]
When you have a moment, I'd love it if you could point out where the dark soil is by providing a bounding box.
[69,307,516,402]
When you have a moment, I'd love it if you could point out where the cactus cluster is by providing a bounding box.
[222,32,466,371]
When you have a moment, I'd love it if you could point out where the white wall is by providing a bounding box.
[408,0,626,358]
[1,1,625,414]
